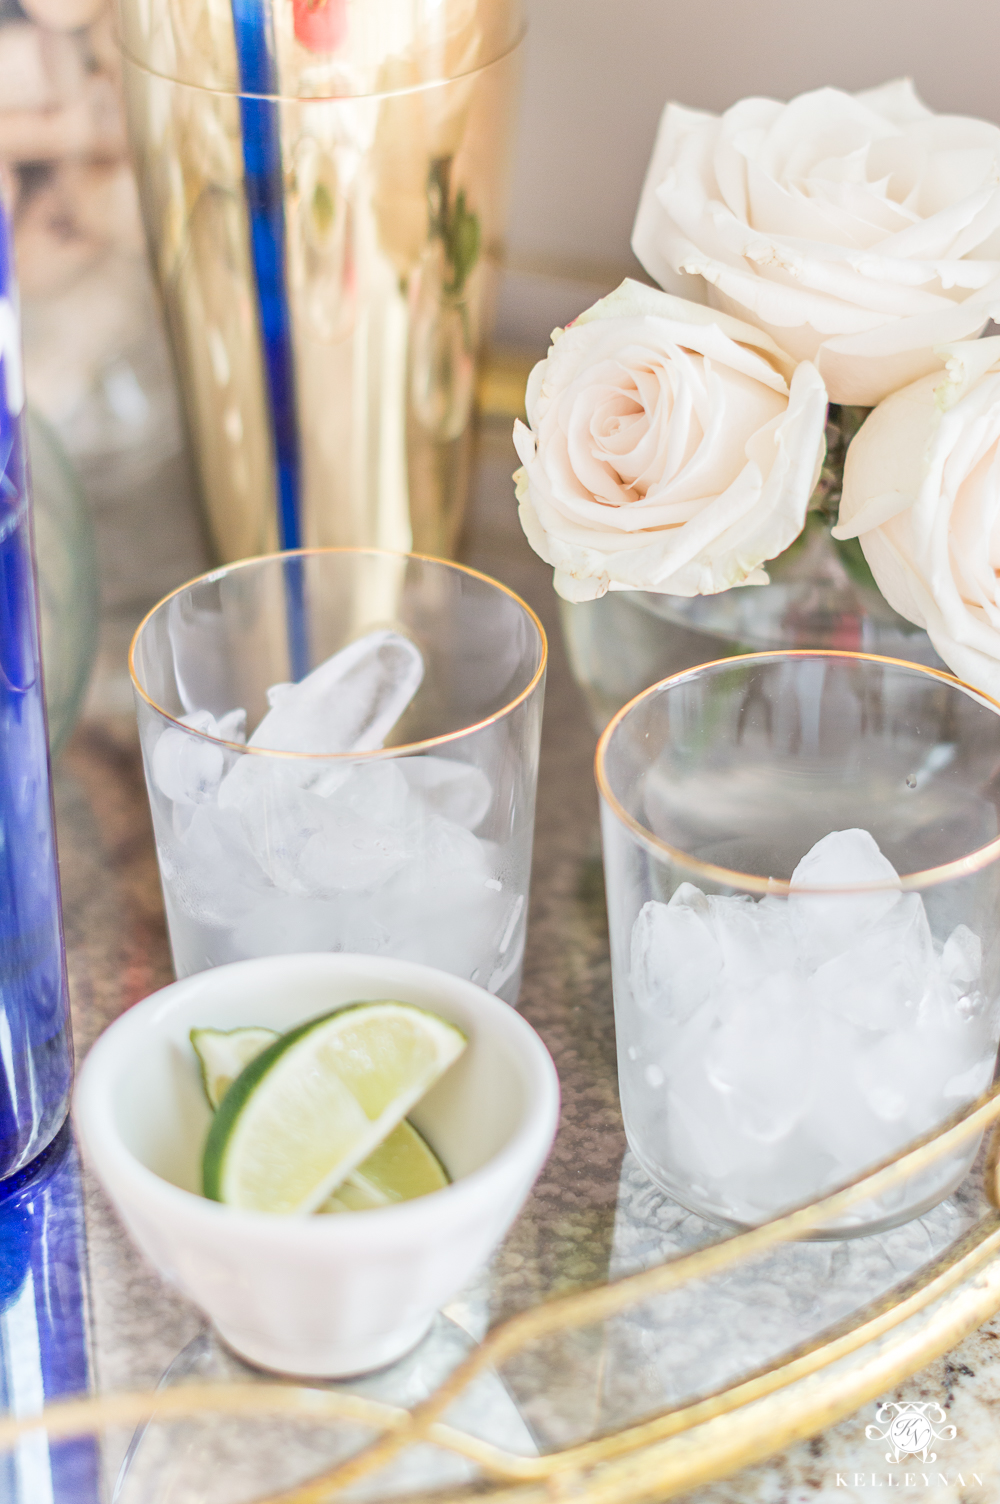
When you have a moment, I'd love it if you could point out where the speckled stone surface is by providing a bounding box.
[53,418,1000,1502]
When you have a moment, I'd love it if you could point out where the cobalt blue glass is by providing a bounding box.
[0,1123,99,1502]
[0,201,74,1179]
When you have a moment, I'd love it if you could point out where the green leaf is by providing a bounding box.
[444,189,481,296]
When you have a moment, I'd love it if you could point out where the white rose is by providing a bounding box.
[512,280,827,603]
[633,79,1000,408]
[835,336,1000,696]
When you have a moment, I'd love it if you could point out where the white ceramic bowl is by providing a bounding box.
[74,953,560,1377]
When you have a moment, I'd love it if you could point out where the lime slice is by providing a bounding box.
[192,1025,451,1213]
[318,1118,449,1213]
[201,1002,466,1214]
[191,1027,279,1110]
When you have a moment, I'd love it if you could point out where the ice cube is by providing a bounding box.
[228,888,394,960]
[703,970,814,1143]
[628,825,996,1221]
[338,759,413,825]
[641,994,763,1191]
[265,681,294,709]
[399,756,492,830]
[670,881,710,915]
[296,764,413,896]
[156,629,518,990]
[943,1056,995,1101]
[664,1053,784,1195]
[213,631,423,814]
[797,1011,887,1171]
[225,759,414,897]
[215,708,248,743]
[664,1084,742,1188]
[738,1138,840,1217]
[248,629,423,754]
[296,811,410,896]
[788,828,901,963]
[216,745,315,815]
[156,802,265,927]
[373,816,508,981]
[790,829,899,892]
[150,708,245,805]
[810,893,934,1032]
[152,726,222,805]
[630,892,722,1025]
[706,891,793,986]
[941,924,983,988]
[853,1027,963,1129]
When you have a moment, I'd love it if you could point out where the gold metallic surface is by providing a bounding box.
[475,347,535,420]
[120,6,523,565]
[986,1122,1000,1213]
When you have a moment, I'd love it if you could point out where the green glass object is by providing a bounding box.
[28,408,99,756]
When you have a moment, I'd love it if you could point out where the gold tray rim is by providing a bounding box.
[3,1082,1000,1503]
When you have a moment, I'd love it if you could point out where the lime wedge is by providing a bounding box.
[191,1027,279,1110]
[318,1119,449,1213]
[201,1002,466,1214]
[193,1024,451,1213]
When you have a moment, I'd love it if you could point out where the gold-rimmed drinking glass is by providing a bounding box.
[129,548,546,1004]
[597,651,1000,1236]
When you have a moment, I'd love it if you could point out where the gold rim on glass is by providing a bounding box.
[119,25,527,103]
[595,648,1000,895]
[128,546,547,760]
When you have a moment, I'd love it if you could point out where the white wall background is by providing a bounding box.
[494,0,1000,347]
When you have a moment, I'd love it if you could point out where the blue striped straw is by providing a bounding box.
[229,0,309,679]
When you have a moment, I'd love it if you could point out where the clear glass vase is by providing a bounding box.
[561,406,944,732]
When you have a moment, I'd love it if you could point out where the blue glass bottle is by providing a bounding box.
[0,1123,100,1502]
[0,199,73,1178]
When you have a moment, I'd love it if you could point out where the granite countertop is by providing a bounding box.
[16,416,1000,1503]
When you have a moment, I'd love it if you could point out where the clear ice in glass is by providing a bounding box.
[628,829,997,1221]
[150,631,519,995]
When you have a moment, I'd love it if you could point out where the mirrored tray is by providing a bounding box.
[5,418,1000,1504]
[5,1106,1000,1503]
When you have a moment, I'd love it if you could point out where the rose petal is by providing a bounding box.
[841,344,1000,696]
[633,79,1000,405]
[514,281,828,602]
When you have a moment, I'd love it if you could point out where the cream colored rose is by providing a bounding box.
[633,79,1000,408]
[512,280,827,603]
[835,336,1000,697]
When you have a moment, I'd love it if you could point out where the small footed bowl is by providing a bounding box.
[74,953,560,1377]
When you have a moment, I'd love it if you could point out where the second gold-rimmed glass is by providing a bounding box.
[597,651,1000,1236]
[130,549,546,1005]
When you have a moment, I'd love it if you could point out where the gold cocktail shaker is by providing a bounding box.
[119,0,524,562]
